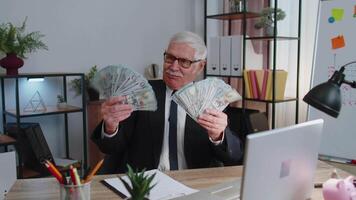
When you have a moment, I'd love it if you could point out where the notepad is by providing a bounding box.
[102,170,198,200]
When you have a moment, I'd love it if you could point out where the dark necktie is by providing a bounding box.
[169,98,178,170]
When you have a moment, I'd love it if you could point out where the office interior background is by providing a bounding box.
[0,0,318,164]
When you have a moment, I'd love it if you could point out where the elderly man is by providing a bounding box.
[92,31,243,173]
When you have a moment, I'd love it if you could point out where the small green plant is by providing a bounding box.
[0,17,48,58]
[70,65,98,96]
[57,95,65,103]
[119,164,156,200]
[254,7,286,29]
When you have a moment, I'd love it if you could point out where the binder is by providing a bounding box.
[231,36,243,76]
[219,36,231,76]
[206,37,220,75]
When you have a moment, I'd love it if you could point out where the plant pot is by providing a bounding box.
[57,102,67,109]
[87,87,99,101]
[0,53,24,75]
[265,26,276,36]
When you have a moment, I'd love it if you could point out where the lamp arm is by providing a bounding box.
[340,61,356,69]
[343,80,356,88]
[338,61,356,88]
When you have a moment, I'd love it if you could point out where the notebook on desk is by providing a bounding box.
[174,119,324,200]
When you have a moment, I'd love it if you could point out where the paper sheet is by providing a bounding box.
[103,169,198,200]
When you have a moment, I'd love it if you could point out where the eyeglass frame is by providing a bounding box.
[163,52,202,69]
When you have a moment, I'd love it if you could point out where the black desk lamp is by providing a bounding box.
[303,61,356,118]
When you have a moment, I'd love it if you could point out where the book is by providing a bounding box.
[260,70,269,100]
[255,70,265,98]
[265,70,288,100]
[249,70,259,99]
[243,70,252,98]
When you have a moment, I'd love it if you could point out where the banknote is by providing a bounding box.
[172,78,241,121]
[91,64,158,111]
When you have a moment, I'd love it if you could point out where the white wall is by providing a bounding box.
[0,0,204,163]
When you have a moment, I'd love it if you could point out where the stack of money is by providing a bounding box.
[172,78,241,120]
[91,65,158,111]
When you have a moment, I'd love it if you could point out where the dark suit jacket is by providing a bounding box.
[91,80,243,173]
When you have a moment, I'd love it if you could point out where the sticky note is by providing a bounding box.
[331,35,345,49]
[332,8,344,21]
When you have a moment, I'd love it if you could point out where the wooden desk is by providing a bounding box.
[6,161,351,200]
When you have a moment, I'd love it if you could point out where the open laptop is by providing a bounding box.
[174,119,324,200]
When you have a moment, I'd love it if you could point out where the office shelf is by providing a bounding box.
[206,12,259,20]
[244,97,298,103]
[5,105,83,118]
[204,0,301,129]
[0,73,88,178]
[245,36,300,41]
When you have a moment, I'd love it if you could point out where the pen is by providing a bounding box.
[83,159,104,183]
[319,155,356,165]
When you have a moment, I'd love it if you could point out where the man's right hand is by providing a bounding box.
[101,96,134,134]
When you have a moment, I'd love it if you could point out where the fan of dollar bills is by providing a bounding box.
[172,78,241,120]
[91,65,158,111]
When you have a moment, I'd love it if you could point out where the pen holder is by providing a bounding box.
[59,181,91,200]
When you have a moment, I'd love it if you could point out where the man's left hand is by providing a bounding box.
[197,108,227,141]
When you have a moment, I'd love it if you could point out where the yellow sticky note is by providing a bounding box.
[332,8,344,21]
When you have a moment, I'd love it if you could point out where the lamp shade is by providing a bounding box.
[303,81,341,118]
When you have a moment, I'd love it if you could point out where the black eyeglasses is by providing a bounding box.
[163,52,201,69]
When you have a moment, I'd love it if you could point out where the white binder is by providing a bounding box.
[219,36,231,76]
[206,37,220,75]
[231,36,243,76]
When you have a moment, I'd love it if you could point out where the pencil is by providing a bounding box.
[45,160,62,178]
[83,159,104,183]
[44,163,64,184]
[73,167,81,186]
[69,165,77,185]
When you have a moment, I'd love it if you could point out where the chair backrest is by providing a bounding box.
[6,123,54,175]
[248,112,269,133]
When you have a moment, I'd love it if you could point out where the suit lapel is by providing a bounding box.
[148,80,166,167]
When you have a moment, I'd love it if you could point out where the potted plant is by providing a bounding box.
[0,17,48,75]
[57,95,67,109]
[70,65,99,101]
[119,165,156,200]
[229,0,244,13]
[254,7,286,36]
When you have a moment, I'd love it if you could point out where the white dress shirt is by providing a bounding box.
[157,87,187,171]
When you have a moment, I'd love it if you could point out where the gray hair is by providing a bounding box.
[169,31,207,60]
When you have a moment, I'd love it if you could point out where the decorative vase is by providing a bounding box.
[0,53,24,75]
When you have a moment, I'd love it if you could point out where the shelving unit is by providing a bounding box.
[204,0,301,129]
[0,73,88,178]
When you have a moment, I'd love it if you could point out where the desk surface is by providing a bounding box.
[6,161,350,200]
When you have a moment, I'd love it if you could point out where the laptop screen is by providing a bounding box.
[241,119,324,200]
